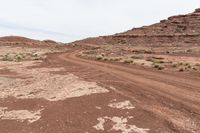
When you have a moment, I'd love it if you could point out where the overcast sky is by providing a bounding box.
[0,0,199,42]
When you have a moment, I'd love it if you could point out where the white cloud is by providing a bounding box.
[0,0,199,42]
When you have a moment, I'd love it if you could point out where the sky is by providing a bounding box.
[0,0,199,43]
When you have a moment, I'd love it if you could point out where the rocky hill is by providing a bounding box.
[0,36,59,47]
[74,8,200,47]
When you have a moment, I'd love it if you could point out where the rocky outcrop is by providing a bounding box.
[102,8,200,46]
[72,8,200,47]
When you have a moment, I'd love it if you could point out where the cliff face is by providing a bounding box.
[76,8,200,47]
[121,8,200,36]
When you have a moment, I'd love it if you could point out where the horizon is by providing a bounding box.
[0,0,199,43]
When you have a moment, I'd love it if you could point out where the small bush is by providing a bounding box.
[195,63,200,67]
[158,66,164,70]
[96,55,103,60]
[131,55,143,59]
[153,59,165,64]
[152,57,164,60]
[123,59,133,64]
[110,57,121,61]
[154,64,164,70]
[15,55,23,61]
[154,64,160,68]
[193,67,197,71]
[172,64,177,68]
[187,65,191,69]
[103,57,109,61]
[32,53,38,57]
[179,68,184,72]
[186,49,192,53]
[2,54,13,61]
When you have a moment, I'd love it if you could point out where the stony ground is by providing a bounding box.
[0,8,200,133]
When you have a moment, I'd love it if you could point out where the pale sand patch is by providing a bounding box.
[93,117,105,130]
[93,116,150,133]
[95,106,102,110]
[0,61,109,101]
[0,107,42,123]
[133,59,153,67]
[108,100,135,110]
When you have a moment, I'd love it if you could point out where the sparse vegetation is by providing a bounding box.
[179,68,184,72]
[132,49,153,54]
[0,53,44,62]
[123,59,133,64]
[153,60,165,64]
[171,62,197,72]
[131,55,143,59]
[96,55,103,60]
[195,63,200,67]
[2,54,14,61]
[153,64,164,70]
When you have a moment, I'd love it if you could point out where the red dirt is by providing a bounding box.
[0,8,200,133]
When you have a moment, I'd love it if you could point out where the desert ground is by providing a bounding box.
[0,9,200,133]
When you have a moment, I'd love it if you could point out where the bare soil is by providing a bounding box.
[0,8,200,133]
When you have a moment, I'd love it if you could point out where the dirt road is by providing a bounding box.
[57,51,200,133]
[0,50,200,133]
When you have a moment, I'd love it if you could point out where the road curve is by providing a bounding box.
[57,51,200,132]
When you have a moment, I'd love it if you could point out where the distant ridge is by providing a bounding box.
[73,8,200,47]
[0,36,59,47]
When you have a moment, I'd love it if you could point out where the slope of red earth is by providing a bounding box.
[0,36,60,47]
[74,8,200,47]
[0,8,200,133]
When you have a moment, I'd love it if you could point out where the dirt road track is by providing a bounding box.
[57,51,200,132]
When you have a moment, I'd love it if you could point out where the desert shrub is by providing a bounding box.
[1,52,45,62]
[152,56,164,60]
[32,53,38,57]
[96,55,103,60]
[110,57,121,61]
[123,59,133,64]
[158,66,164,70]
[146,58,153,62]
[132,49,153,54]
[132,49,145,54]
[172,64,177,68]
[193,67,197,71]
[152,59,165,64]
[187,65,191,69]
[184,63,190,66]
[178,62,184,66]
[15,54,24,61]
[186,49,192,53]
[154,64,159,68]
[195,63,200,67]
[131,55,143,59]
[153,64,164,70]
[2,54,13,61]
[33,57,41,60]
[179,68,184,72]
[103,57,109,61]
